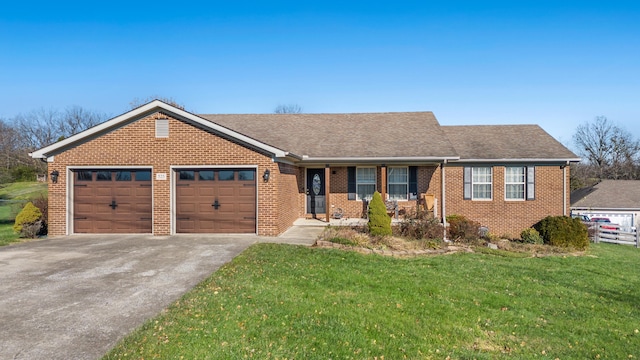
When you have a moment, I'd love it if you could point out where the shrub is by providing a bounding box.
[396,209,444,240]
[367,191,392,236]
[31,195,48,235]
[533,216,589,250]
[446,214,481,241]
[13,202,43,238]
[520,228,543,244]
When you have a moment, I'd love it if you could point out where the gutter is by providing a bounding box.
[299,156,460,164]
[453,158,581,163]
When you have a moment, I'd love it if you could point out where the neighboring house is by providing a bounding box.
[30,100,579,238]
[571,180,640,231]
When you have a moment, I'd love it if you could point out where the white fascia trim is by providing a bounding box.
[453,158,582,163]
[571,207,640,211]
[299,156,460,164]
[30,100,290,159]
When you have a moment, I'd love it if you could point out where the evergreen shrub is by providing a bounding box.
[533,216,589,250]
[367,191,392,236]
[13,202,43,238]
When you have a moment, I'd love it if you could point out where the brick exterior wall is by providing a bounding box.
[47,112,285,236]
[444,164,569,238]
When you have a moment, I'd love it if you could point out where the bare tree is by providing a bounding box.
[573,116,640,181]
[59,105,107,137]
[274,104,303,114]
[13,108,62,150]
[13,106,109,149]
[129,96,185,110]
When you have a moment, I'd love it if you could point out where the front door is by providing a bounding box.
[306,168,325,215]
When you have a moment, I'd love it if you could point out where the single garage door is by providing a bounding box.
[73,169,152,233]
[175,169,256,233]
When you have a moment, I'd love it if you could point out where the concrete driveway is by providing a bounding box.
[0,231,319,360]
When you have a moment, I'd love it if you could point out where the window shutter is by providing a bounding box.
[463,167,472,200]
[347,167,356,200]
[526,166,535,200]
[156,119,169,138]
[409,166,418,199]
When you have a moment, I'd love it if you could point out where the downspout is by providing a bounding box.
[442,160,447,240]
[563,161,568,216]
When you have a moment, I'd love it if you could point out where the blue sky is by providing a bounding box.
[1,1,638,149]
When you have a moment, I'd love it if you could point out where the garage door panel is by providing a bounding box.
[217,186,236,196]
[237,203,256,213]
[95,187,112,196]
[113,187,132,197]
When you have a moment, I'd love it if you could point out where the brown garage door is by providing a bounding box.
[73,169,152,233]
[175,169,256,233]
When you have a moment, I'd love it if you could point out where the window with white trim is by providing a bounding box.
[388,167,408,201]
[505,167,526,200]
[471,167,492,200]
[356,167,376,201]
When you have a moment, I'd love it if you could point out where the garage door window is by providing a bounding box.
[218,170,234,181]
[77,171,92,181]
[238,170,255,181]
[179,171,195,180]
[135,170,151,181]
[199,170,215,181]
[116,171,132,181]
[97,171,111,181]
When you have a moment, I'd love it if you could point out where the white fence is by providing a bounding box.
[593,224,639,248]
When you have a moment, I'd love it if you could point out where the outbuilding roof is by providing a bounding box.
[571,180,640,210]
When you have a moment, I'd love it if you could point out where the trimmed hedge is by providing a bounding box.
[367,191,392,236]
[533,216,589,250]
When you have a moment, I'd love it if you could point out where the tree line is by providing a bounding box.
[0,106,110,182]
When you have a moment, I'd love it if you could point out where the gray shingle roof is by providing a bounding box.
[441,125,578,160]
[571,180,640,209]
[199,112,459,159]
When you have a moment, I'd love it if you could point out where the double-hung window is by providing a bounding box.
[356,167,376,201]
[505,167,526,200]
[388,167,408,201]
[464,167,492,200]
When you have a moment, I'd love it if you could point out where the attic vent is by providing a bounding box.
[156,119,169,138]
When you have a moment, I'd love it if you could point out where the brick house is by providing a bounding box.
[30,100,579,238]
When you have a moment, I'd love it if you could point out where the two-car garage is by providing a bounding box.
[72,168,257,234]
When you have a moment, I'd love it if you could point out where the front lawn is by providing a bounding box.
[104,243,640,359]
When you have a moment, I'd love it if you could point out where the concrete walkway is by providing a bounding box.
[0,227,320,360]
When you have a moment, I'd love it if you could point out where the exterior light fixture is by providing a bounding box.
[263,169,270,182]
[50,170,59,184]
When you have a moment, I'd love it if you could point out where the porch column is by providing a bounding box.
[380,164,387,200]
[325,165,331,222]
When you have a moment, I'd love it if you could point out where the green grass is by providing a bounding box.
[0,181,47,246]
[104,243,640,359]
